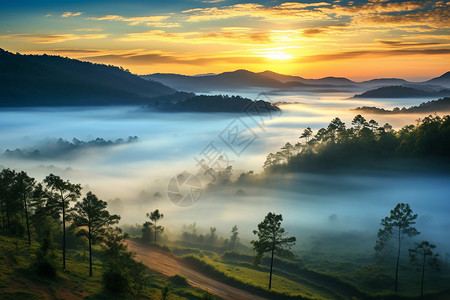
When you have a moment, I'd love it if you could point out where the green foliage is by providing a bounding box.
[33,216,58,278]
[101,227,148,296]
[161,284,172,300]
[102,267,129,293]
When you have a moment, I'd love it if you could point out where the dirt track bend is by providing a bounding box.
[126,240,267,300]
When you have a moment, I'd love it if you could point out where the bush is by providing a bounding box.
[102,268,129,293]
[169,274,189,286]
[35,255,56,278]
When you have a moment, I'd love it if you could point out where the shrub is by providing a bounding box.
[169,274,189,286]
[102,268,129,293]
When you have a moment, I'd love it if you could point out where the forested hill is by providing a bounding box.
[263,114,450,173]
[0,49,175,106]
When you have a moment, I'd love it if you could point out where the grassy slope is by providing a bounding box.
[170,244,450,300]
[0,235,218,300]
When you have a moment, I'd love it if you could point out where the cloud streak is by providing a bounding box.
[61,11,83,18]
[0,33,108,44]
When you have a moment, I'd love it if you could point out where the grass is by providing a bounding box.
[182,254,341,300]
[0,234,220,300]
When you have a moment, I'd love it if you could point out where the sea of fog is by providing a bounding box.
[0,92,449,254]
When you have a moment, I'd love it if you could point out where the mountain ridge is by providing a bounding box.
[142,69,450,93]
[0,49,175,106]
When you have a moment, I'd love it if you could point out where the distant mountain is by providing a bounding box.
[143,70,361,93]
[143,70,450,94]
[425,71,450,88]
[359,78,408,88]
[352,86,450,98]
[257,70,305,83]
[142,69,284,92]
[0,49,175,106]
[354,97,450,114]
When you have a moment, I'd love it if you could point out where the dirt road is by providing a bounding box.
[126,240,267,300]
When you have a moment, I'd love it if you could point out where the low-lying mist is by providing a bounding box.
[1,93,449,256]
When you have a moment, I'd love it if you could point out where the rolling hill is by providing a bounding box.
[0,49,175,106]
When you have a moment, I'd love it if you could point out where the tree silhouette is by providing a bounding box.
[70,191,120,276]
[375,203,420,292]
[147,209,164,244]
[409,241,439,296]
[251,212,296,290]
[352,114,368,131]
[44,174,81,269]
[281,142,294,161]
[300,127,313,143]
[0,169,19,234]
[228,225,239,250]
[14,171,35,245]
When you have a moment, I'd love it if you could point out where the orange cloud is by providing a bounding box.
[118,28,272,44]
[61,11,83,18]
[183,2,330,22]
[89,14,174,26]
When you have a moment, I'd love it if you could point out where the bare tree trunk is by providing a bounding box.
[269,246,275,290]
[23,195,31,245]
[421,253,426,296]
[89,227,92,277]
[154,222,157,245]
[395,230,401,293]
[62,192,66,270]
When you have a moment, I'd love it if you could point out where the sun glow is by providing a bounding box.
[264,51,293,60]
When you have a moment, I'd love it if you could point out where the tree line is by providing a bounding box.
[263,114,450,172]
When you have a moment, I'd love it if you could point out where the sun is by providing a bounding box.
[264,51,293,60]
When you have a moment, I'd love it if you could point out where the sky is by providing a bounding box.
[0,0,449,80]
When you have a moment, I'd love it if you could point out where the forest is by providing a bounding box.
[263,114,450,173]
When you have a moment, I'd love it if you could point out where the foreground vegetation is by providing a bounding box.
[0,169,219,299]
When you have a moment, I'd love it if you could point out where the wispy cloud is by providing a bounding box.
[118,27,272,44]
[301,48,450,63]
[75,28,103,32]
[183,2,330,22]
[0,33,108,44]
[377,40,449,48]
[89,14,177,27]
[61,11,84,18]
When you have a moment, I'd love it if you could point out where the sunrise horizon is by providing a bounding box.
[1,0,449,81]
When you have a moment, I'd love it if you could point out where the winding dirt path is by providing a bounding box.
[126,240,267,300]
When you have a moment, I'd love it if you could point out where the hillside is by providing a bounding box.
[425,71,450,87]
[354,97,450,114]
[352,86,450,98]
[0,49,175,106]
[147,93,280,113]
